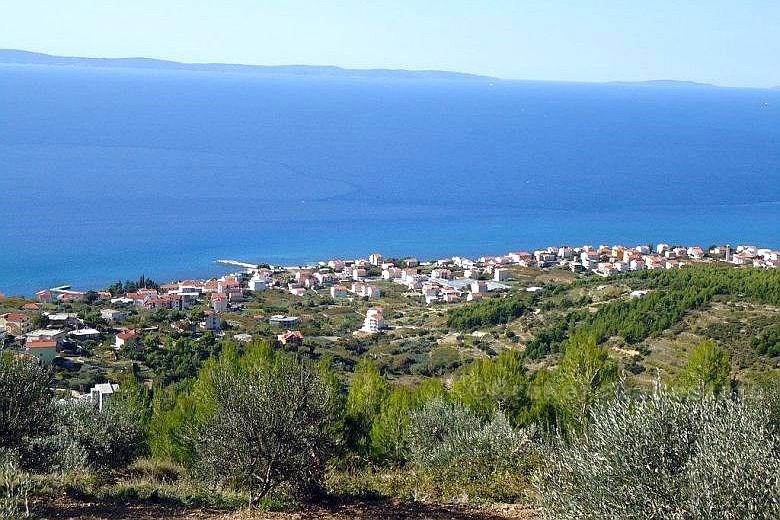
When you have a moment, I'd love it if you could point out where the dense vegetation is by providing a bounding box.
[752,323,780,358]
[447,292,533,331]
[3,320,778,519]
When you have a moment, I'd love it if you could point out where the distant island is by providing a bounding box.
[607,79,716,88]
[0,49,742,88]
[0,49,495,81]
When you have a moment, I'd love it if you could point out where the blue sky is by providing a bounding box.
[1,1,778,87]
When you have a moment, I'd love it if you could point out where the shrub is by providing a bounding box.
[191,352,340,504]
[451,349,530,425]
[407,399,535,501]
[0,355,55,469]
[534,387,780,520]
[0,453,31,519]
[344,359,390,456]
[447,292,532,331]
[55,398,146,471]
[409,398,532,470]
[676,340,732,396]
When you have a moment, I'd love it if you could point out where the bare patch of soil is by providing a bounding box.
[36,497,538,520]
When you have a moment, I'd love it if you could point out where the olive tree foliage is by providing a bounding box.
[534,386,780,520]
[408,398,534,472]
[191,351,341,504]
[0,355,55,469]
[1,453,31,520]
[54,397,146,471]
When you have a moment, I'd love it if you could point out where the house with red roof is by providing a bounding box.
[25,339,58,364]
[115,330,139,349]
[0,313,33,336]
[277,330,303,346]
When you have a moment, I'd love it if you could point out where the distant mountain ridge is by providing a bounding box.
[0,49,495,81]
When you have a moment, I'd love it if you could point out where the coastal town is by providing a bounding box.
[1,241,778,398]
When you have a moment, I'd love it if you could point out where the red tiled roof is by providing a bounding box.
[26,339,57,349]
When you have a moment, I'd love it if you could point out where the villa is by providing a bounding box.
[361,307,385,333]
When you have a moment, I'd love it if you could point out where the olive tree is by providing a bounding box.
[408,398,534,473]
[0,355,55,469]
[55,397,146,471]
[534,386,780,520]
[192,353,340,503]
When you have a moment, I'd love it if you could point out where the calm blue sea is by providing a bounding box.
[1,64,779,295]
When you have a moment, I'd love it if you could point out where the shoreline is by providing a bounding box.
[2,240,777,300]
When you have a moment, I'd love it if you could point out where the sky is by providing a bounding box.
[1,1,778,88]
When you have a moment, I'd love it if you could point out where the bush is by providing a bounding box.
[55,398,146,471]
[451,350,530,425]
[409,398,532,470]
[0,355,55,469]
[191,352,340,504]
[534,387,780,519]
[0,453,31,519]
[407,399,535,501]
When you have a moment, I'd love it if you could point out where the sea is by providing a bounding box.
[1,64,779,296]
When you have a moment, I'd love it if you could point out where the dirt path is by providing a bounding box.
[36,497,538,520]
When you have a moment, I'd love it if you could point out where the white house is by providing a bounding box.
[422,284,440,304]
[248,272,269,292]
[470,280,488,294]
[115,330,138,349]
[211,293,229,312]
[369,252,383,266]
[464,268,482,279]
[100,309,127,322]
[202,311,222,330]
[26,329,66,344]
[493,268,510,282]
[442,290,460,303]
[361,307,385,333]
[47,313,79,327]
[269,315,300,327]
[70,328,101,341]
[687,246,705,259]
[328,259,346,271]
[382,267,402,280]
[430,268,452,280]
[90,383,119,412]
